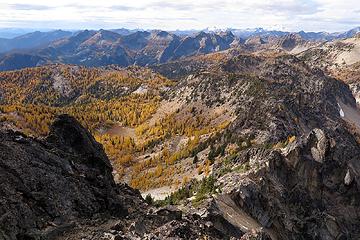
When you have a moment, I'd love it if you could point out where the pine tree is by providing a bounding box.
[193,154,199,164]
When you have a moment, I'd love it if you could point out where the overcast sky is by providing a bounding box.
[0,0,359,32]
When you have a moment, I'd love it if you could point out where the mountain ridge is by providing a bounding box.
[1,26,360,71]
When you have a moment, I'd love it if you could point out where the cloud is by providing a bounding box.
[146,2,195,11]
[134,17,197,21]
[245,0,322,16]
[333,19,360,26]
[7,4,53,11]
[110,2,197,12]
[0,0,358,32]
[110,5,144,11]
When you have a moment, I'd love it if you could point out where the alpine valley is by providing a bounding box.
[1,26,360,240]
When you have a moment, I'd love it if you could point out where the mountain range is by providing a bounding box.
[0,27,360,71]
[0,30,73,53]
[0,29,239,71]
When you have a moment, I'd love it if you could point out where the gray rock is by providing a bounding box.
[309,128,328,163]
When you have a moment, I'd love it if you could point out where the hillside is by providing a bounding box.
[299,34,360,72]
[0,30,72,53]
[1,50,360,238]
[299,34,360,105]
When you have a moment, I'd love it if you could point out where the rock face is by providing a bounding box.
[0,115,225,240]
[214,126,360,239]
[0,115,126,239]
[160,53,356,144]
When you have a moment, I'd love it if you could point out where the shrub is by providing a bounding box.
[145,194,154,205]
[156,175,218,207]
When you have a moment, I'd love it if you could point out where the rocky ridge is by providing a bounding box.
[0,30,239,71]
[0,29,323,72]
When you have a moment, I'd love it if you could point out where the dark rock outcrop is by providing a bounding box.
[0,115,127,239]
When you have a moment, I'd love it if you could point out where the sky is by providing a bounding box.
[0,0,359,32]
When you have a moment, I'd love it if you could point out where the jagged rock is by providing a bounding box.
[141,217,223,240]
[229,180,272,228]
[0,114,127,239]
[240,229,272,240]
[218,127,360,239]
[47,114,113,169]
[308,128,329,163]
[237,148,282,168]
[199,198,244,238]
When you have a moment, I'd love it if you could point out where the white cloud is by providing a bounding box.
[0,0,358,32]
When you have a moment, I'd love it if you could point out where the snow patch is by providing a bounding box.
[338,103,345,117]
